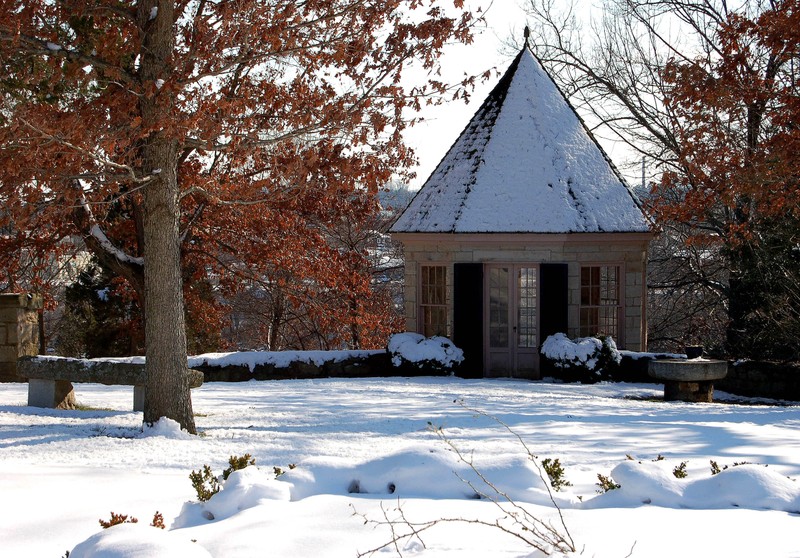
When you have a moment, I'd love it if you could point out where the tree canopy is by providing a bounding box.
[655,0,800,357]
[0,0,479,431]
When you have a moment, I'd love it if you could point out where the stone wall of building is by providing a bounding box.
[397,232,650,352]
[0,293,42,382]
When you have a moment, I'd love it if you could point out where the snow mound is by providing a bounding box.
[683,464,800,511]
[283,447,575,508]
[140,417,193,440]
[388,333,464,369]
[174,447,576,531]
[585,460,800,512]
[70,523,212,558]
[173,466,291,528]
[204,466,291,521]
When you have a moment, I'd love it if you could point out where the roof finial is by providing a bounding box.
[524,25,530,45]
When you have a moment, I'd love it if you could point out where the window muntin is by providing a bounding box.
[517,267,537,348]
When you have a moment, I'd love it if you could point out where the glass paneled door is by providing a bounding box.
[485,265,539,378]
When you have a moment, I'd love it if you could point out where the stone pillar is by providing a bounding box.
[0,293,43,382]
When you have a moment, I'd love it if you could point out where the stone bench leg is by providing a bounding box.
[133,385,145,412]
[28,379,76,409]
[664,380,714,403]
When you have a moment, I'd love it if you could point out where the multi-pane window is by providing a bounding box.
[580,265,620,339]
[420,265,447,337]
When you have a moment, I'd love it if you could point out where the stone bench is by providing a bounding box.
[17,356,203,411]
[648,358,728,402]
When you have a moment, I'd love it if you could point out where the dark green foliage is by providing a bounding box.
[672,461,688,478]
[541,458,572,492]
[189,465,221,502]
[54,262,144,358]
[54,258,222,358]
[596,474,620,493]
[725,219,800,361]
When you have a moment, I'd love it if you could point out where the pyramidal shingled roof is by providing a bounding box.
[390,45,650,234]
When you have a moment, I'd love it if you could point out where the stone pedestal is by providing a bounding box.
[27,377,76,409]
[648,359,728,402]
[0,293,43,382]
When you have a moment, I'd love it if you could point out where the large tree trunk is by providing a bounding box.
[138,0,196,434]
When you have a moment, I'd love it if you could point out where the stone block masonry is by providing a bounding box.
[0,293,42,382]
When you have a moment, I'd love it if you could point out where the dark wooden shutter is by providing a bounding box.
[453,263,483,378]
[540,263,569,343]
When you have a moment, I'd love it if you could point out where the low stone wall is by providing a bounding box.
[0,294,42,382]
[546,352,800,402]
[195,352,397,382]
[716,361,800,402]
[195,352,466,381]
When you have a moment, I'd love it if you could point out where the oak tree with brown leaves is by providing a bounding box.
[0,0,478,432]
[654,0,800,358]
[524,0,799,358]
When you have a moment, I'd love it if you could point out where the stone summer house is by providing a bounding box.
[390,42,653,379]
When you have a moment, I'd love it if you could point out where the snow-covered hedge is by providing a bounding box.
[540,333,621,377]
[388,333,464,373]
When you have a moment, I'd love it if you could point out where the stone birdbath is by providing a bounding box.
[648,358,728,402]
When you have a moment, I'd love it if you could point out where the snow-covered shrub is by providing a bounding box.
[540,333,621,382]
[189,465,220,502]
[595,473,620,493]
[189,454,256,502]
[388,332,464,374]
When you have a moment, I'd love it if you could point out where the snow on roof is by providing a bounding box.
[391,45,650,234]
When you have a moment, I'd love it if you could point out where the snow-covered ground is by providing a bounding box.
[1,377,799,557]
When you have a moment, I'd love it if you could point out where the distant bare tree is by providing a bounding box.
[520,0,800,358]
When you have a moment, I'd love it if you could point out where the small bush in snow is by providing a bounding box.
[191,454,257,501]
[223,454,256,480]
[541,458,572,492]
[189,465,220,502]
[388,332,464,373]
[541,333,621,380]
[710,460,757,475]
[98,512,138,529]
[596,473,620,493]
[150,512,165,529]
[672,461,688,479]
[273,463,296,478]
